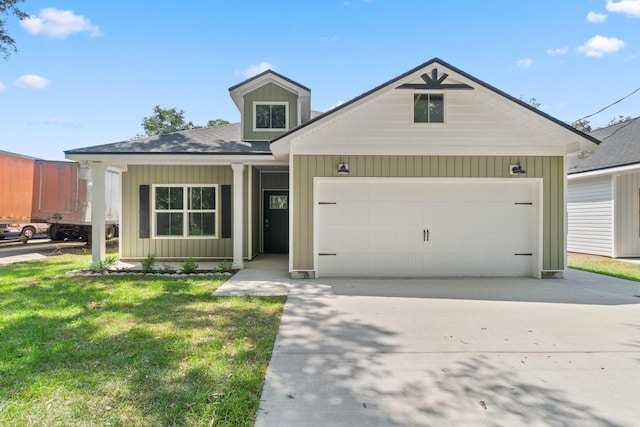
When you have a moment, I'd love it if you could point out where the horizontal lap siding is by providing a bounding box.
[293,155,564,272]
[122,165,234,260]
[567,176,613,257]
[616,173,640,257]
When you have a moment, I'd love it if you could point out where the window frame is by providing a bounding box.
[252,101,289,132]
[412,92,446,125]
[151,184,218,239]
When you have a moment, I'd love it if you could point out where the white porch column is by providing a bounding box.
[90,162,107,268]
[231,163,245,269]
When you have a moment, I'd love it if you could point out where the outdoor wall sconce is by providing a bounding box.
[509,161,527,175]
[338,163,350,175]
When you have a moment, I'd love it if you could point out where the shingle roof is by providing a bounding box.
[65,123,270,155]
[567,116,640,174]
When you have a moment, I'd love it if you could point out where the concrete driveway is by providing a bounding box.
[234,271,640,427]
[217,263,640,426]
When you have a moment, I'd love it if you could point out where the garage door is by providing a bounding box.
[316,179,539,277]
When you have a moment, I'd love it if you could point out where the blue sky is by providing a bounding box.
[1,0,639,160]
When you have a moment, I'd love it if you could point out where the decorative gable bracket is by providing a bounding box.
[397,68,473,90]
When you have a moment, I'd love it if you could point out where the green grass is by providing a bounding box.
[568,252,640,282]
[0,252,285,426]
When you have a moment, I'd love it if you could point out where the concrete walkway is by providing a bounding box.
[217,264,640,427]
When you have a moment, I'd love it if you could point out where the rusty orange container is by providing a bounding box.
[0,151,37,223]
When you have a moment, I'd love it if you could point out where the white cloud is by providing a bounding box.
[516,58,533,68]
[14,74,52,89]
[327,100,344,111]
[606,0,640,17]
[577,35,626,56]
[242,62,275,78]
[587,11,607,22]
[20,8,101,38]
[547,46,569,56]
[0,82,5,91]
[44,118,80,127]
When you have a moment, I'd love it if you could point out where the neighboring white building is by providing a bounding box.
[567,117,640,257]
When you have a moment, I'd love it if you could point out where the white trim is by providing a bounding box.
[231,164,245,269]
[612,175,618,258]
[568,163,640,180]
[66,154,280,165]
[252,101,289,132]
[289,150,294,274]
[562,155,568,275]
[247,166,253,260]
[291,144,567,157]
[90,162,107,268]
[151,184,219,240]
[313,177,543,279]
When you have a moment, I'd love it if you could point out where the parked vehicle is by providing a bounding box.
[0,151,119,243]
[0,223,50,240]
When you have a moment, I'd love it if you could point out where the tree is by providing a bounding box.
[206,119,230,127]
[519,96,541,109]
[140,105,197,137]
[137,105,230,137]
[570,119,592,133]
[607,115,632,127]
[0,0,28,59]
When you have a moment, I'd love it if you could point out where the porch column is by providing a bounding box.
[90,162,107,268]
[231,163,245,269]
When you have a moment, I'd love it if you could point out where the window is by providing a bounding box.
[254,102,288,131]
[153,185,217,238]
[414,93,444,123]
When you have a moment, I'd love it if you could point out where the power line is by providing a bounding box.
[575,86,640,122]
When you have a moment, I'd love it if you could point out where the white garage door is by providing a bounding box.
[316,179,539,278]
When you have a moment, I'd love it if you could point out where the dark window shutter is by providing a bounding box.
[139,185,150,238]
[221,185,231,238]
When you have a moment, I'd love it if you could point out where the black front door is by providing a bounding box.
[264,190,289,253]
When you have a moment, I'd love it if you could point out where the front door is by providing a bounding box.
[264,190,289,253]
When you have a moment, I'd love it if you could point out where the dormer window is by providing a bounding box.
[254,102,288,131]
[414,93,444,123]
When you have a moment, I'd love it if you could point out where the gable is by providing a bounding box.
[272,58,599,159]
[228,70,311,142]
[242,83,299,140]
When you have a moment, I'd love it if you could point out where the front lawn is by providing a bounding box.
[568,252,640,282]
[0,253,284,426]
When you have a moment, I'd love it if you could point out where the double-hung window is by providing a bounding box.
[153,185,217,238]
[414,93,444,123]
[254,102,288,131]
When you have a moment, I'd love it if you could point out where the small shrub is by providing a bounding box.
[160,264,175,273]
[217,260,233,273]
[181,258,199,274]
[141,253,156,273]
[92,254,118,273]
[92,259,108,273]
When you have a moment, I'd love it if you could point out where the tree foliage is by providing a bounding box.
[570,119,592,133]
[0,0,28,60]
[607,115,631,127]
[519,96,541,109]
[206,118,230,127]
[138,105,229,137]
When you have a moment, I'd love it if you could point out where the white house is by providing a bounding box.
[568,116,640,257]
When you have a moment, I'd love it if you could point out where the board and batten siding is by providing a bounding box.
[121,165,250,260]
[243,83,298,141]
[615,172,640,257]
[567,176,613,257]
[293,155,565,272]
